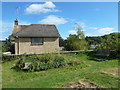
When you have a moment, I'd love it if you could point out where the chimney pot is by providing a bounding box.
[14,19,18,25]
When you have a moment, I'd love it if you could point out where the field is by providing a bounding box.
[2,53,119,88]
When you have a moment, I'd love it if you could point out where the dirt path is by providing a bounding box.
[101,66,119,77]
[66,79,105,88]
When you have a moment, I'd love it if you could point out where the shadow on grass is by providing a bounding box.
[11,66,23,72]
[86,51,119,62]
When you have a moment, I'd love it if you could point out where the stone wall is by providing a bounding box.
[15,37,59,54]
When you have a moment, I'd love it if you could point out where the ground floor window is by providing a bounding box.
[31,38,43,45]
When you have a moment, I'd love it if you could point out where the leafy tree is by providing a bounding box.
[75,23,85,39]
[65,34,81,50]
[59,37,66,47]
[2,35,15,53]
[96,33,119,51]
[85,36,102,45]
[75,23,89,50]
[85,32,119,51]
[65,23,89,51]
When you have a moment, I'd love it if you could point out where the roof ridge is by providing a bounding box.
[30,24,55,26]
[18,25,30,26]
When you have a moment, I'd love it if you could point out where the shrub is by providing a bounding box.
[2,55,22,63]
[37,53,54,63]
[15,54,67,72]
[53,56,66,68]
[15,54,83,72]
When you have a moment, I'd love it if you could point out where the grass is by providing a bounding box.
[2,53,119,88]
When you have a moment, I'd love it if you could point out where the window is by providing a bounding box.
[31,38,43,45]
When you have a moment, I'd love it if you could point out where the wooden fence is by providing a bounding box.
[3,50,93,56]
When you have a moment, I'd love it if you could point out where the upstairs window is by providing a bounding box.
[31,38,43,45]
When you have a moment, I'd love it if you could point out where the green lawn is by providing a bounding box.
[2,53,119,88]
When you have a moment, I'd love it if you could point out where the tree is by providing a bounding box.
[85,36,102,45]
[59,37,65,47]
[65,34,81,50]
[65,23,89,51]
[96,33,119,51]
[75,23,89,50]
[74,23,84,39]
[2,35,15,53]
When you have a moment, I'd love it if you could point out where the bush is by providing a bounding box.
[53,56,66,68]
[2,55,21,63]
[2,41,15,54]
[15,54,83,72]
[15,54,67,72]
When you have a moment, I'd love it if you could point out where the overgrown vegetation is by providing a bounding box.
[14,54,83,72]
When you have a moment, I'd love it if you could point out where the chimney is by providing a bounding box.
[12,19,20,34]
[14,19,18,25]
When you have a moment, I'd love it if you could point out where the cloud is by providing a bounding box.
[0,20,31,33]
[0,29,11,33]
[85,33,99,37]
[25,1,59,14]
[98,27,114,34]
[39,15,68,25]
[0,21,13,28]
[74,22,86,29]
[0,21,1,25]
[85,27,115,37]
[1,20,31,40]
[89,27,98,30]
[68,30,77,34]
[69,29,86,35]
[19,21,31,25]
[0,21,13,34]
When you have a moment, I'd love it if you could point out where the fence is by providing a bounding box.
[3,50,93,56]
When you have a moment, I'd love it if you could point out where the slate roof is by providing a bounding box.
[13,24,60,37]
[12,25,30,34]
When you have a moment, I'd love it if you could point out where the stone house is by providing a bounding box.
[11,19,60,55]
